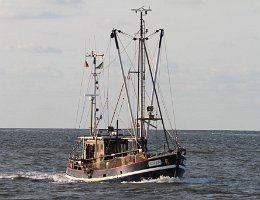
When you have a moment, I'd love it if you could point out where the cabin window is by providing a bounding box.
[105,141,118,154]
[86,144,95,159]
[121,143,128,152]
[104,139,128,155]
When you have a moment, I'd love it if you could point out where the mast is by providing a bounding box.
[131,7,151,141]
[111,7,152,151]
[86,51,104,157]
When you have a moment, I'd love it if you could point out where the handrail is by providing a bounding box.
[69,149,143,163]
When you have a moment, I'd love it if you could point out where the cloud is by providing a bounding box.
[17,43,62,54]
[24,66,63,79]
[252,8,260,14]
[0,0,86,20]
[170,0,205,6]
[0,67,7,76]
[0,11,65,20]
[50,0,85,5]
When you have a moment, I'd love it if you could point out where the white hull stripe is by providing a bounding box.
[66,164,185,182]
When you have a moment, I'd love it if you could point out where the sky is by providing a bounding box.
[0,0,260,130]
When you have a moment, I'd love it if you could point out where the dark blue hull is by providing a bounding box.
[66,153,186,182]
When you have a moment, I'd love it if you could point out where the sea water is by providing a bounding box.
[0,129,259,199]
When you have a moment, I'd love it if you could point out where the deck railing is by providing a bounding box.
[69,148,143,163]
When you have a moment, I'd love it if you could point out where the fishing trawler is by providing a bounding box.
[66,7,186,182]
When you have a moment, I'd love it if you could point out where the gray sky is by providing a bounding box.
[0,0,260,130]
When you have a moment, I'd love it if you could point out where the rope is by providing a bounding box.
[106,39,111,126]
[144,41,170,151]
[104,36,134,71]
[157,85,174,139]
[117,30,134,40]
[116,97,125,121]
[110,83,124,126]
[79,96,88,129]
[146,30,160,40]
[79,71,93,129]
[163,36,179,145]
[74,65,86,129]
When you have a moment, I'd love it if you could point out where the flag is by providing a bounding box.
[85,60,89,68]
[96,62,103,69]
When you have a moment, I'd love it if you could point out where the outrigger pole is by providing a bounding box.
[144,43,170,151]
[110,30,137,146]
[146,29,164,134]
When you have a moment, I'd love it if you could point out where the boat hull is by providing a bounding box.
[66,154,185,182]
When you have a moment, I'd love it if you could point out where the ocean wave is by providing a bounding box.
[121,176,216,184]
[181,177,216,184]
[121,176,181,184]
[0,171,76,183]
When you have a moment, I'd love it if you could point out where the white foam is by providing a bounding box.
[52,173,77,183]
[121,176,180,184]
[0,171,76,183]
[121,176,216,184]
[0,173,18,180]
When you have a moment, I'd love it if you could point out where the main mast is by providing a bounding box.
[111,7,152,151]
[131,7,151,143]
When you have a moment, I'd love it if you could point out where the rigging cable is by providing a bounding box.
[106,39,112,127]
[146,29,160,40]
[113,32,142,145]
[155,51,176,145]
[110,83,124,126]
[79,70,93,129]
[79,96,88,129]
[117,33,138,97]
[143,36,159,103]
[157,85,177,145]
[144,41,170,151]
[117,32,140,130]
[74,65,86,129]
[105,34,134,72]
[116,97,125,122]
[163,36,179,146]
[117,30,134,40]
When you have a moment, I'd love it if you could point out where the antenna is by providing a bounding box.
[131,7,152,15]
